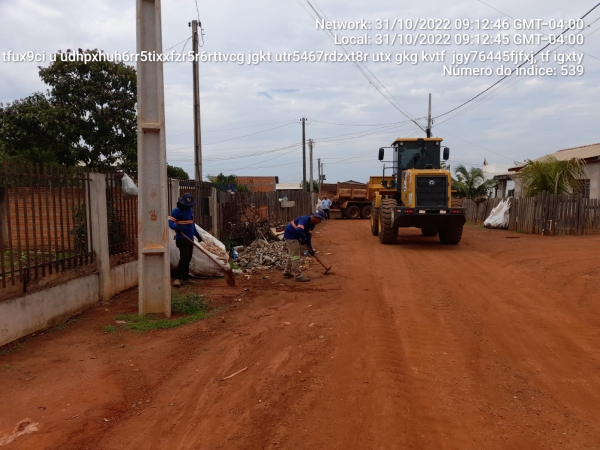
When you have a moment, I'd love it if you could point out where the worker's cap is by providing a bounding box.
[177,193,197,206]
[313,210,327,221]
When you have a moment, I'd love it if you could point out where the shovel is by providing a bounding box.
[304,244,332,274]
[181,233,236,287]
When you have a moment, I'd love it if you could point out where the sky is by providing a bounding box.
[1,0,599,184]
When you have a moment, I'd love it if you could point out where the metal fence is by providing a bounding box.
[168,178,213,232]
[105,172,138,260]
[0,162,94,288]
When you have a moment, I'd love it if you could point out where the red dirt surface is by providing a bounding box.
[1,221,600,449]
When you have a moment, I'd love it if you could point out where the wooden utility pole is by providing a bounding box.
[136,0,171,316]
[192,20,203,181]
[426,93,432,138]
[309,139,314,208]
[301,118,306,188]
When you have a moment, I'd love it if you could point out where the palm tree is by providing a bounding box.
[453,165,495,199]
[518,156,586,197]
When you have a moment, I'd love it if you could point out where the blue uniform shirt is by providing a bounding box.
[169,206,201,241]
[284,215,315,250]
[321,198,332,209]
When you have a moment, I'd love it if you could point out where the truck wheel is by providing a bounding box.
[378,198,398,244]
[439,225,463,245]
[371,200,379,236]
[421,227,437,237]
[360,205,372,220]
[345,205,360,219]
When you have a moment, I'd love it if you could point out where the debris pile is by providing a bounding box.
[236,240,286,270]
[235,239,314,272]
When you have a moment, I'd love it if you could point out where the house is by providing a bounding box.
[504,143,600,199]
[236,176,279,192]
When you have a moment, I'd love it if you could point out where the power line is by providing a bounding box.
[297,0,426,132]
[167,119,298,137]
[434,2,600,121]
[477,0,600,61]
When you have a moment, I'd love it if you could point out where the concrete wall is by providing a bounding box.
[0,273,99,347]
[109,261,138,297]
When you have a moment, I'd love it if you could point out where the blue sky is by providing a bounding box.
[1,0,599,183]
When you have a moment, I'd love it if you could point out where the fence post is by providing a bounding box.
[169,179,179,214]
[88,173,112,301]
[210,187,218,236]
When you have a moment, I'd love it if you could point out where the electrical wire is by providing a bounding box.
[434,2,600,121]
[297,0,426,132]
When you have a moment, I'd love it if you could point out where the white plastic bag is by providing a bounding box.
[484,199,511,229]
[121,173,138,198]
[169,223,230,278]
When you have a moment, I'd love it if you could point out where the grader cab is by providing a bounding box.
[370,137,465,245]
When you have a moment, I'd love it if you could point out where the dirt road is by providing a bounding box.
[2,221,600,449]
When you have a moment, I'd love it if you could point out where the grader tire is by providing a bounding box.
[370,200,379,236]
[439,225,463,245]
[378,198,398,245]
[360,205,372,220]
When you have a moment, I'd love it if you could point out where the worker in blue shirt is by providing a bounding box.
[168,193,202,287]
[283,210,327,282]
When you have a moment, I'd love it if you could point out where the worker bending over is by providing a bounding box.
[283,210,327,282]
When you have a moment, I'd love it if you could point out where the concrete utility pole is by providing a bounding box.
[301,118,306,189]
[426,93,432,138]
[320,160,324,190]
[309,139,314,208]
[136,0,171,317]
[317,157,321,193]
[191,20,203,181]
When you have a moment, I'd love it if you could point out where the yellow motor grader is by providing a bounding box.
[370,137,465,245]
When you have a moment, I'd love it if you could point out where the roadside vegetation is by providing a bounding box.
[109,291,212,333]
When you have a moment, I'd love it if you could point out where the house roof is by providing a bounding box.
[509,143,600,172]
[276,182,302,190]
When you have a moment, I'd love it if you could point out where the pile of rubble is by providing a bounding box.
[236,240,286,270]
[235,239,313,272]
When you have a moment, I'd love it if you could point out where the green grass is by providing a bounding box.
[103,325,117,333]
[171,291,209,315]
[229,261,240,270]
[49,318,77,333]
[111,292,211,333]
[0,342,24,356]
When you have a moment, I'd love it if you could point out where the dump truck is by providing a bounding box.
[327,181,373,219]
[371,137,465,244]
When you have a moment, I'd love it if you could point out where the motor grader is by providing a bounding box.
[370,137,465,245]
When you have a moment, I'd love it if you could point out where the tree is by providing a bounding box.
[167,165,189,180]
[453,165,495,199]
[0,93,78,166]
[0,49,137,170]
[207,173,249,192]
[518,156,587,197]
[300,180,320,192]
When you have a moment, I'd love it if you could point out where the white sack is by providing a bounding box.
[483,199,511,229]
[169,223,230,278]
[121,173,138,198]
